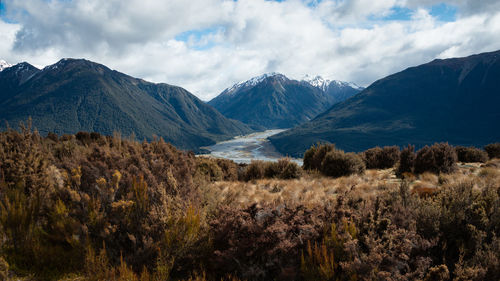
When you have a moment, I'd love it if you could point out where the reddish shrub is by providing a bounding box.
[210,204,327,280]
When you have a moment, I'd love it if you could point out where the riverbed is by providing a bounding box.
[201,129,302,165]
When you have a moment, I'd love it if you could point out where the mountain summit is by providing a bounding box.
[0,60,13,72]
[208,73,361,129]
[270,50,500,157]
[0,58,252,151]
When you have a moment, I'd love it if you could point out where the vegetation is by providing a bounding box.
[397,144,416,175]
[484,143,500,159]
[362,146,400,169]
[455,146,488,163]
[1,124,500,280]
[414,143,457,174]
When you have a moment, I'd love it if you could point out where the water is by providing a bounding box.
[202,129,302,165]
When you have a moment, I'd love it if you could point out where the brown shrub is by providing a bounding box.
[215,158,239,181]
[397,144,416,176]
[414,143,457,174]
[363,146,400,169]
[210,204,327,280]
[455,146,488,163]
[303,143,335,171]
[320,149,365,178]
[484,143,500,159]
[263,158,301,180]
[243,161,266,181]
[195,157,224,182]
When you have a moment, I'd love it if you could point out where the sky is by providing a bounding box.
[1,0,500,101]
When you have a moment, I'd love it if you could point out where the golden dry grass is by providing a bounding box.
[206,163,500,208]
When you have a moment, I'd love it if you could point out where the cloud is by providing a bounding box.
[1,0,500,100]
[403,0,500,16]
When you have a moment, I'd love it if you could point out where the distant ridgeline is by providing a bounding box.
[270,50,500,157]
[0,58,253,151]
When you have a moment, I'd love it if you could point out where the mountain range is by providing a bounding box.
[0,59,252,151]
[270,50,500,157]
[208,73,361,129]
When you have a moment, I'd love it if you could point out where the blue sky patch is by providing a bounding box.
[0,2,6,18]
[378,6,414,21]
[175,27,224,51]
[430,3,457,22]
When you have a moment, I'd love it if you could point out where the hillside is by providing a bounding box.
[270,50,500,157]
[208,73,361,129]
[0,58,252,151]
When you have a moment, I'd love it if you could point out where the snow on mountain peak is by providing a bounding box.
[0,60,13,72]
[302,75,330,91]
[302,75,362,91]
[222,72,287,96]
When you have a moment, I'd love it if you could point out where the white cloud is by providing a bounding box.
[1,0,500,100]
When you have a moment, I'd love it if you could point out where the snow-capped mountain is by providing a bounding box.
[0,60,13,72]
[221,72,288,96]
[301,74,363,91]
[209,72,363,129]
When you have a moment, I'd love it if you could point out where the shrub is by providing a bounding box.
[210,204,327,280]
[303,143,335,171]
[321,149,365,178]
[0,257,8,281]
[195,158,224,182]
[263,158,302,180]
[363,146,400,169]
[215,158,239,181]
[243,161,266,181]
[276,158,301,179]
[397,144,416,176]
[455,146,488,163]
[414,143,457,174]
[484,143,500,159]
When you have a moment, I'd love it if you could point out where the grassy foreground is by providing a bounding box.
[1,124,500,280]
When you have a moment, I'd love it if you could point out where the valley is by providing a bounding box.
[201,129,302,164]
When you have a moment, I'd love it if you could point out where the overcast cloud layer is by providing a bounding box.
[1,0,500,100]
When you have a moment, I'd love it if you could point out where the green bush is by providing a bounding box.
[321,150,365,178]
[414,143,457,174]
[455,146,488,163]
[484,143,500,159]
[362,146,400,169]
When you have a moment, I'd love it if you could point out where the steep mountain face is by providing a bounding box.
[208,73,361,129]
[270,50,500,157]
[0,59,252,151]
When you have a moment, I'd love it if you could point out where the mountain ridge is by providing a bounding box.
[269,50,500,157]
[0,58,253,151]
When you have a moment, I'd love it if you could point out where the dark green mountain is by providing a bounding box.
[0,58,252,151]
[270,50,500,157]
[208,73,361,129]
